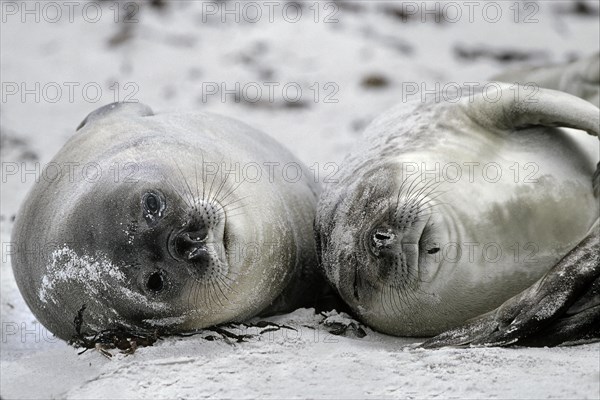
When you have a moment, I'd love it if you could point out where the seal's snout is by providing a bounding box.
[366,221,425,282]
[166,200,228,280]
[369,226,420,257]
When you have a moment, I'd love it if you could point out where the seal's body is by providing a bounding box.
[316,81,599,342]
[12,103,320,340]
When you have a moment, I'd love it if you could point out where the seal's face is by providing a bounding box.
[38,164,243,337]
[317,161,452,336]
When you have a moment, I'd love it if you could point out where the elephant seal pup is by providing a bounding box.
[316,83,599,345]
[12,102,320,341]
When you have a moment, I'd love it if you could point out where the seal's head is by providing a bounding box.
[12,103,318,340]
[316,85,600,336]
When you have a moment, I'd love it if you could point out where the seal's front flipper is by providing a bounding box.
[460,83,600,137]
[519,277,600,347]
[422,221,600,348]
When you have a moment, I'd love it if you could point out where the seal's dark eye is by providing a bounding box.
[145,193,159,213]
[142,191,166,223]
[147,272,164,292]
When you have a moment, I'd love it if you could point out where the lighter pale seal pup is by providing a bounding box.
[316,60,600,346]
[12,102,320,341]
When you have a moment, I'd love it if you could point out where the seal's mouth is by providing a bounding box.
[403,215,432,280]
[416,216,431,257]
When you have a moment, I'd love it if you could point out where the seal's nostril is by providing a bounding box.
[372,228,395,249]
[173,230,210,262]
[375,232,392,241]
[369,228,398,257]
[187,247,209,260]
[181,229,208,243]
